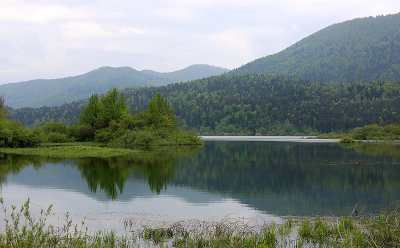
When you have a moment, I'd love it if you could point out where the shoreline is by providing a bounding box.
[200,135,400,143]
[200,136,340,143]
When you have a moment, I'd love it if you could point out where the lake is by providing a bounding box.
[0,138,399,233]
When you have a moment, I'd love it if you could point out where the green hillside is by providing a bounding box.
[0,64,227,108]
[11,74,400,134]
[233,13,400,83]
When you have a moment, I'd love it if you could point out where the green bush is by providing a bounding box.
[46,132,70,143]
[352,123,400,140]
[94,128,116,143]
[108,131,138,149]
[384,123,400,138]
[352,124,384,140]
[339,136,356,143]
[175,131,202,145]
[68,124,94,142]
[42,122,67,134]
[0,119,40,148]
[134,130,155,147]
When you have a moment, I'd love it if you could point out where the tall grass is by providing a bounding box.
[0,198,399,247]
[0,198,133,247]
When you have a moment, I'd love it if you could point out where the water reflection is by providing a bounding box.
[75,146,201,198]
[0,142,400,217]
[0,146,201,199]
[341,143,400,157]
[171,142,400,216]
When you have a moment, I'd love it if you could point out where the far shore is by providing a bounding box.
[200,135,400,143]
[200,136,340,143]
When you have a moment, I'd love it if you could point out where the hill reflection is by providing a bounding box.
[1,142,400,216]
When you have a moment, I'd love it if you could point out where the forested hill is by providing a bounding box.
[232,13,400,83]
[11,74,400,134]
[0,64,228,109]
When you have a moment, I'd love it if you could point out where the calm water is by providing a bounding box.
[0,139,400,231]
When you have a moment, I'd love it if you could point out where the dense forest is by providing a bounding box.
[233,13,400,83]
[11,74,400,135]
[0,64,227,108]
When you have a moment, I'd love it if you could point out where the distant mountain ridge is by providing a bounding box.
[232,13,400,83]
[0,64,228,108]
[141,64,229,82]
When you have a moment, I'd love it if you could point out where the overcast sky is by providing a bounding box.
[1,0,400,84]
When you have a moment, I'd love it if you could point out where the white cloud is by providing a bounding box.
[153,7,196,20]
[62,22,113,39]
[0,1,87,23]
[0,0,400,83]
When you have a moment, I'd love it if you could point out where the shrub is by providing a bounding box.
[68,124,94,142]
[42,122,67,134]
[46,132,70,143]
[384,123,400,137]
[134,130,155,147]
[0,119,40,148]
[352,124,383,140]
[94,129,116,143]
[175,131,202,145]
[339,136,356,143]
[108,131,137,149]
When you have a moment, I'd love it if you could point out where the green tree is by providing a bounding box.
[42,122,67,134]
[0,95,8,120]
[0,119,40,147]
[97,89,129,128]
[78,89,129,129]
[79,94,100,127]
[146,93,177,129]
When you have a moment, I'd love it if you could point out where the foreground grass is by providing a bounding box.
[0,145,138,158]
[1,199,399,247]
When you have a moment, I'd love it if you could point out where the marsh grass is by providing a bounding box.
[0,198,134,247]
[134,213,400,247]
[0,145,138,158]
[0,198,399,247]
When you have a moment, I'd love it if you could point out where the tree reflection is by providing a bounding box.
[341,143,400,157]
[0,146,201,199]
[171,142,400,215]
[0,153,63,186]
[1,143,399,215]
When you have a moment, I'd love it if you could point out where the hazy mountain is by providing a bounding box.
[0,64,228,108]
[142,64,229,82]
[232,13,400,83]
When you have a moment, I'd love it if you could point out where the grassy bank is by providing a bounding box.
[317,123,400,143]
[0,143,138,158]
[1,198,399,247]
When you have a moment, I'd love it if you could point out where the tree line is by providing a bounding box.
[10,74,400,135]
